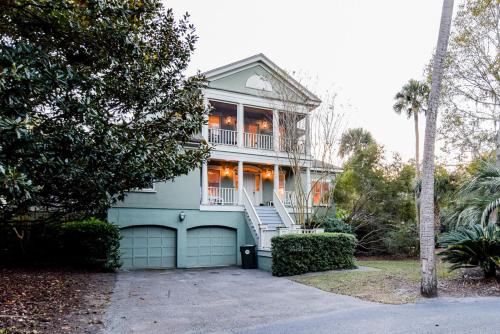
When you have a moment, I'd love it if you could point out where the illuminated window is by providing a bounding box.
[313,181,331,206]
[208,169,220,188]
[279,173,285,191]
[255,174,260,191]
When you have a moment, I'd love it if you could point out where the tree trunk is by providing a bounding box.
[419,0,454,298]
[490,123,500,224]
[434,201,440,231]
[414,109,421,228]
[414,109,420,176]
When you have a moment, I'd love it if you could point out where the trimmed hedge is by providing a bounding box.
[58,218,121,270]
[271,233,356,276]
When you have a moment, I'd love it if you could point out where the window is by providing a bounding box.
[130,181,155,192]
[255,174,260,191]
[279,173,285,192]
[312,180,331,206]
[208,101,237,131]
[208,169,220,188]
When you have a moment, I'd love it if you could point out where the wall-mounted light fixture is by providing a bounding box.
[266,170,272,178]
[262,121,268,129]
[225,116,233,125]
[225,167,230,176]
[178,211,186,222]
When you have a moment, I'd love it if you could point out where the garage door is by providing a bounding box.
[187,227,237,267]
[120,226,176,269]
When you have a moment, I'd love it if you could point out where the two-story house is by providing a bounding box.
[108,54,336,271]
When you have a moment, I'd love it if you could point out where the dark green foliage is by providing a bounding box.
[58,218,121,271]
[0,0,209,223]
[439,223,500,278]
[334,135,417,255]
[384,222,419,257]
[311,214,354,234]
[0,218,121,270]
[271,233,356,276]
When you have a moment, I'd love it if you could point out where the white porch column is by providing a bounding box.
[273,164,279,195]
[306,167,312,208]
[201,161,209,204]
[238,160,244,205]
[237,103,244,148]
[202,97,209,142]
[273,109,279,151]
[305,113,311,156]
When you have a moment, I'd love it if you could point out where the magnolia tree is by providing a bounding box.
[0,1,210,227]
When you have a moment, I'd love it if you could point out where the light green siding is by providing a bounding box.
[114,169,201,209]
[108,207,250,268]
[209,65,304,102]
[186,227,237,267]
[257,251,273,272]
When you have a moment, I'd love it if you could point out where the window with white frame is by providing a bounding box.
[312,179,331,206]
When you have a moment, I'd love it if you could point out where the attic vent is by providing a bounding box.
[245,74,273,92]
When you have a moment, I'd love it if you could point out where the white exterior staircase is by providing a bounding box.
[254,206,286,230]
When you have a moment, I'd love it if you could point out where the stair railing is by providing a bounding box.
[273,191,295,229]
[243,188,262,243]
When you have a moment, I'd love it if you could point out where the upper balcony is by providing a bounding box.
[205,100,308,155]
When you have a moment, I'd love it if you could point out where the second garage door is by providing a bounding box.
[187,227,237,268]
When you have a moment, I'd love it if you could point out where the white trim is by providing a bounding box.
[202,54,321,105]
[204,89,310,114]
[199,205,244,212]
[210,149,312,167]
[129,183,156,193]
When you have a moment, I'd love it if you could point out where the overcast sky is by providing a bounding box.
[165,0,457,163]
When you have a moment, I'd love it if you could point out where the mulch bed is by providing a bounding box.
[0,268,116,334]
[439,268,500,298]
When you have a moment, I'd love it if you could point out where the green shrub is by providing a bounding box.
[58,218,121,270]
[384,222,419,257]
[439,223,500,278]
[271,233,356,276]
[324,219,354,234]
[309,214,355,234]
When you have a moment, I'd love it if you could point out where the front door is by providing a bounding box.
[243,173,260,205]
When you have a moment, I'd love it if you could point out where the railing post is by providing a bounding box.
[274,164,279,195]
[306,167,312,208]
[238,160,243,205]
[273,110,279,151]
[237,103,244,148]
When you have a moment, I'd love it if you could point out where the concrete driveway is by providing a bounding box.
[102,267,500,334]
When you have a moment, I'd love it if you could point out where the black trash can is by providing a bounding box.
[240,245,257,269]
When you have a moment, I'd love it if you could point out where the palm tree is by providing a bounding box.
[338,128,375,159]
[446,163,500,228]
[393,79,430,175]
[419,0,454,297]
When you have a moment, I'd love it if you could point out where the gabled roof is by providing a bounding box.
[202,53,321,106]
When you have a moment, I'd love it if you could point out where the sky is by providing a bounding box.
[164,0,457,163]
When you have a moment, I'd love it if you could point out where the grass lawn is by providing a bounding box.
[291,259,461,304]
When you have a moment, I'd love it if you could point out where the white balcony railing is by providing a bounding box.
[208,128,238,146]
[244,132,273,150]
[207,187,237,205]
[259,228,325,250]
[283,191,296,207]
[279,137,306,154]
